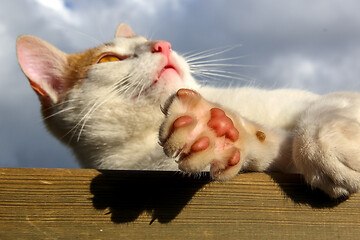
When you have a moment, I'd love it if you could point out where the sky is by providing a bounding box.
[2,0,360,169]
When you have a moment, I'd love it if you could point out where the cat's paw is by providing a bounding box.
[293,117,360,198]
[159,89,244,180]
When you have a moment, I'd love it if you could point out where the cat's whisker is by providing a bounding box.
[137,74,150,98]
[126,73,143,97]
[196,75,210,86]
[192,70,246,81]
[117,69,151,101]
[111,74,142,99]
[135,80,147,100]
[76,89,121,142]
[116,81,132,92]
[193,73,226,85]
[191,70,251,84]
[57,25,103,46]
[115,74,136,95]
[42,99,77,112]
[182,47,221,59]
[188,56,247,65]
[187,48,256,85]
[183,44,242,61]
[77,74,135,121]
[66,75,134,142]
[181,46,222,58]
[75,82,121,119]
[43,106,76,121]
[190,67,248,77]
[192,68,252,79]
[123,82,135,95]
[116,83,132,95]
[185,49,243,64]
[189,63,258,68]
[191,70,225,83]
[134,85,146,100]
[66,101,99,142]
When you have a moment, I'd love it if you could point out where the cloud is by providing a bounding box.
[35,0,73,21]
[2,0,360,168]
[35,0,81,26]
[262,49,360,93]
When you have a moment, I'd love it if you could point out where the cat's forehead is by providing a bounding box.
[101,36,149,53]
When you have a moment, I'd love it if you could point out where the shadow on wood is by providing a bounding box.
[90,170,211,224]
[269,173,347,208]
[1,168,359,239]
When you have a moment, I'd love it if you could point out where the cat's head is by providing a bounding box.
[16,23,198,166]
[17,23,197,105]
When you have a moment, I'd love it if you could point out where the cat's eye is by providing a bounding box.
[97,53,128,64]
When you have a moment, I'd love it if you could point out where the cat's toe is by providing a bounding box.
[208,108,239,142]
[176,88,200,100]
[210,148,242,180]
[160,115,197,158]
[308,174,357,199]
[190,136,210,152]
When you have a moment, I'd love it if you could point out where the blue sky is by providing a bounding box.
[2,0,360,168]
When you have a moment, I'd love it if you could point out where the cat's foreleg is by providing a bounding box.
[159,89,294,180]
[292,94,360,198]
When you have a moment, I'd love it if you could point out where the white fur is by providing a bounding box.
[45,35,198,171]
[161,86,360,197]
[17,25,360,198]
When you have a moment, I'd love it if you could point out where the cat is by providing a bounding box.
[17,23,360,199]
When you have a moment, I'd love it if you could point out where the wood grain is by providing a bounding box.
[0,167,359,239]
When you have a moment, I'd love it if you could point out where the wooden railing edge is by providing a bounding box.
[0,167,359,239]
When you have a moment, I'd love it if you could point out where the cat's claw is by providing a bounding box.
[159,88,244,180]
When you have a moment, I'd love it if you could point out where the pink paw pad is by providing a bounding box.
[191,136,210,152]
[176,88,199,101]
[228,149,240,167]
[207,108,239,142]
[172,115,193,130]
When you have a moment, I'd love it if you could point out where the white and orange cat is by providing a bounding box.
[17,23,360,198]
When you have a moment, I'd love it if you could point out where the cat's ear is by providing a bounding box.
[16,35,68,104]
[115,23,135,38]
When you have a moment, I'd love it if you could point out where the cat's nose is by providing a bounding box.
[152,41,171,58]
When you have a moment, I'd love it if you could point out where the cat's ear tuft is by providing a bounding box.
[115,23,135,38]
[16,35,68,104]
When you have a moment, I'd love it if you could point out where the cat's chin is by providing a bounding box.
[131,72,183,102]
[157,68,179,82]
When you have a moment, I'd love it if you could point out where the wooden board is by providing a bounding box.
[0,167,359,239]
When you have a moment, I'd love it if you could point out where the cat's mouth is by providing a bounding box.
[152,64,180,85]
[158,64,178,77]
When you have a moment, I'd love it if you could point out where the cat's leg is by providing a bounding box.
[293,93,360,198]
[159,89,293,180]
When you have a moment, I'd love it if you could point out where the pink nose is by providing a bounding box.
[151,41,171,58]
